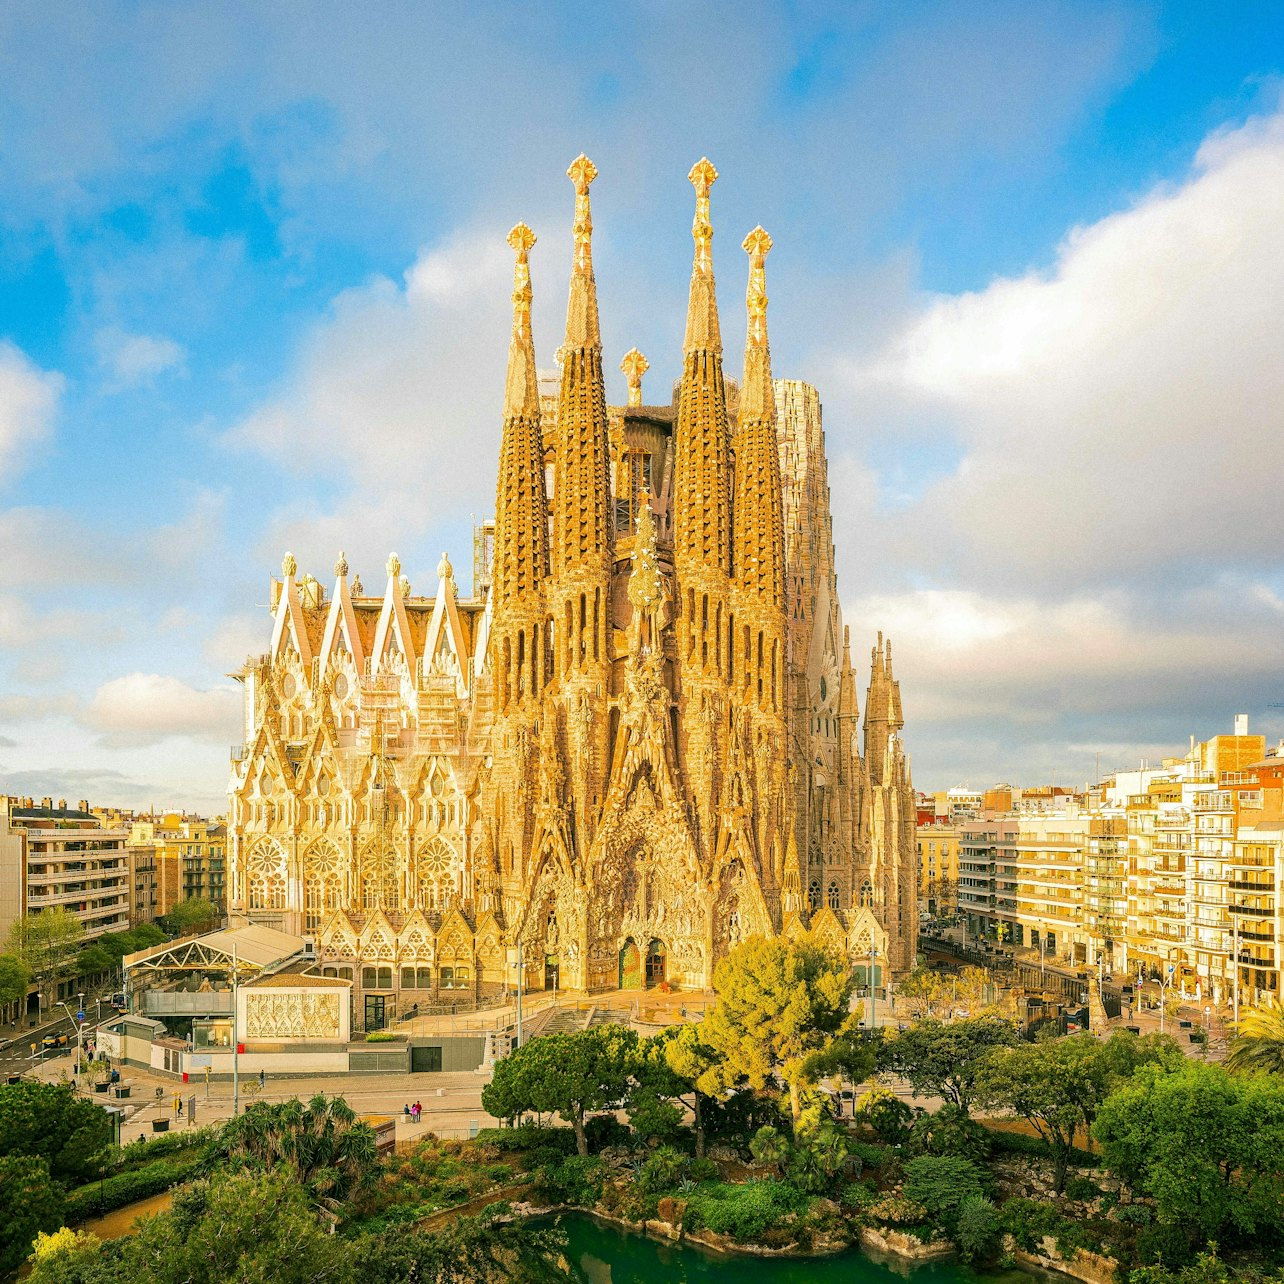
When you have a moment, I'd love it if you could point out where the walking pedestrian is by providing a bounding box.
[258,1068,265,1089]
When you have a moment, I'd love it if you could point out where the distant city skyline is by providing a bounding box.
[1,3,1282,809]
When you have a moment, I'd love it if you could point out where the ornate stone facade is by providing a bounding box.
[228,157,917,1013]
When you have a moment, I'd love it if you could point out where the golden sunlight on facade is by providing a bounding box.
[226,158,917,1017]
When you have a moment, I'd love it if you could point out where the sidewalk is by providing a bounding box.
[29,1052,502,1147]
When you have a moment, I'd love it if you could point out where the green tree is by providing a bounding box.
[482,1026,637,1156]
[29,1169,358,1284]
[0,1155,65,1275]
[0,953,31,1023]
[1226,998,1284,1076]
[902,1154,988,1228]
[630,1023,721,1158]
[1095,1061,1284,1245]
[0,1081,112,1184]
[6,909,85,1008]
[161,898,220,938]
[211,1093,379,1219]
[74,944,115,980]
[975,1031,1177,1193]
[699,934,858,1125]
[883,1016,1019,1113]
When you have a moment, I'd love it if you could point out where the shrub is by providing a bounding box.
[473,1124,576,1156]
[855,1087,915,1145]
[1115,1203,1153,1227]
[867,1194,930,1227]
[1134,1222,1194,1268]
[955,1194,1000,1263]
[907,1104,992,1163]
[63,1154,202,1224]
[683,1180,810,1243]
[997,1197,1064,1251]
[637,1147,690,1195]
[986,1127,1099,1167]
[533,1155,604,1206]
[364,1031,399,1042]
[118,1126,217,1168]
[902,1155,987,1227]
[688,1156,718,1183]
[584,1114,632,1153]
[1064,1174,1102,1202]
[849,1140,890,1168]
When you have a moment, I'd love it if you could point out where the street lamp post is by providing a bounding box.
[505,941,524,1051]
[1158,961,1174,1035]
[231,942,240,1118]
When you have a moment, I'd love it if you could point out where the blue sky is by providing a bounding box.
[1,1,1283,810]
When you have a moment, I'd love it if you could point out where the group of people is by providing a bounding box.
[402,1100,424,1122]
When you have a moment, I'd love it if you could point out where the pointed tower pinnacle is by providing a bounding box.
[734,224,787,647]
[553,155,612,581]
[565,153,601,351]
[620,348,649,407]
[674,157,733,585]
[503,222,539,419]
[684,157,722,354]
[492,223,550,610]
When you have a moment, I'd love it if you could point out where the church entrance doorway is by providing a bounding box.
[645,939,667,988]
[544,956,560,992]
[618,940,642,989]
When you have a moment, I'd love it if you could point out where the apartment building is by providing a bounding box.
[917,821,959,915]
[0,796,131,944]
[947,718,1283,1010]
[127,813,228,919]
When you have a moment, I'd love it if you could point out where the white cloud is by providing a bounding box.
[850,106,1284,585]
[0,342,61,478]
[93,326,185,387]
[84,673,240,748]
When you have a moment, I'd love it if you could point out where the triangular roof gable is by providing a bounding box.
[270,571,314,668]
[422,571,470,696]
[320,571,366,672]
[372,567,417,672]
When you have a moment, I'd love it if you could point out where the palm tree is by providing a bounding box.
[749,1124,790,1176]
[217,1093,380,1219]
[1226,998,1284,1075]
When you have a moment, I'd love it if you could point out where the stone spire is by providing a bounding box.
[734,226,786,619]
[553,154,612,579]
[864,632,905,785]
[492,223,550,610]
[503,222,539,419]
[674,157,733,586]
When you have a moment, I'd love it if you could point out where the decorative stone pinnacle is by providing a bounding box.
[282,551,297,578]
[437,551,454,581]
[567,154,597,275]
[399,574,411,597]
[688,157,718,275]
[743,225,772,350]
[507,222,536,348]
[620,348,649,407]
[334,551,349,578]
[386,552,401,579]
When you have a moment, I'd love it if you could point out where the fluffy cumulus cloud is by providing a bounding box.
[0,342,61,476]
[84,673,241,748]
[834,108,1284,785]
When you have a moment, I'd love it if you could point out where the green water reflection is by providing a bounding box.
[559,1215,1040,1282]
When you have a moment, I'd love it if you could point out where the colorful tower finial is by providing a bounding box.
[689,157,718,275]
[620,348,649,407]
[683,157,722,354]
[742,226,772,350]
[564,154,601,350]
[504,222,539,418]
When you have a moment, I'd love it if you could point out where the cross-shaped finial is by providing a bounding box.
[507,222,537,255]
[688,157,718,195]
[567,153,598,195]
[620,348,649,407]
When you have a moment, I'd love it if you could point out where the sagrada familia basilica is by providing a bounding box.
[228,156,917,1014]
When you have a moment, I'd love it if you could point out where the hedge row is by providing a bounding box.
[64,1154,204,1224]
[984,1127,1099,1168]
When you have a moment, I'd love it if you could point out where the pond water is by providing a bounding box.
[558,1215,1041,1283]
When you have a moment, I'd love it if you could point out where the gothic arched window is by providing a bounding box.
[827,881,840,910]
[859,879,874,909]
[807,879,821,910]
